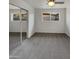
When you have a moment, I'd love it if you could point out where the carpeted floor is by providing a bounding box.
[9,33,70,59]
[9,32,27,54]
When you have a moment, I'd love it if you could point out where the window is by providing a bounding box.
[13,13,20,21]
[42,12,59,22]
[43,13,50,21]
[12,13,28,21]
[51,13,59,21]
[21,13,28,21]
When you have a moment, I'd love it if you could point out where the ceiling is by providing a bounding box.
[23,0,65,8]
[9,4,20,9]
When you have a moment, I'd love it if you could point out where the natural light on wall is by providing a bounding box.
[48,0,55,7]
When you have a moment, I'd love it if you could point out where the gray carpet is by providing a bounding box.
[9,32,27,54]
[9,33,70,59]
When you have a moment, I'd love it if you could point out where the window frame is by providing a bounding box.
[11,13,28,22]
[42,12,60,22]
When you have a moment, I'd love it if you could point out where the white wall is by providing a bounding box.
[28,12,35,37]
[65,0,70,36]
[35,8,66,33]
[9,4,20,9]
[9,21,27,32]
[10,0,35,38]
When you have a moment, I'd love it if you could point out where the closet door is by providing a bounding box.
[9,4,28,55]
[9,4,21,54]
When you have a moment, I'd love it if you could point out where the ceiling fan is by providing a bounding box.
[48,0,64,7]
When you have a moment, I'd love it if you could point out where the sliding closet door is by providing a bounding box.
[9,4,28,55]
[20,9,28,41]
[9,4,21,55]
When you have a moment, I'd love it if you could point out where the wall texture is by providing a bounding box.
[35,8,66,33]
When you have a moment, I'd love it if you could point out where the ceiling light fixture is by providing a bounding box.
[48,0,55,7]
